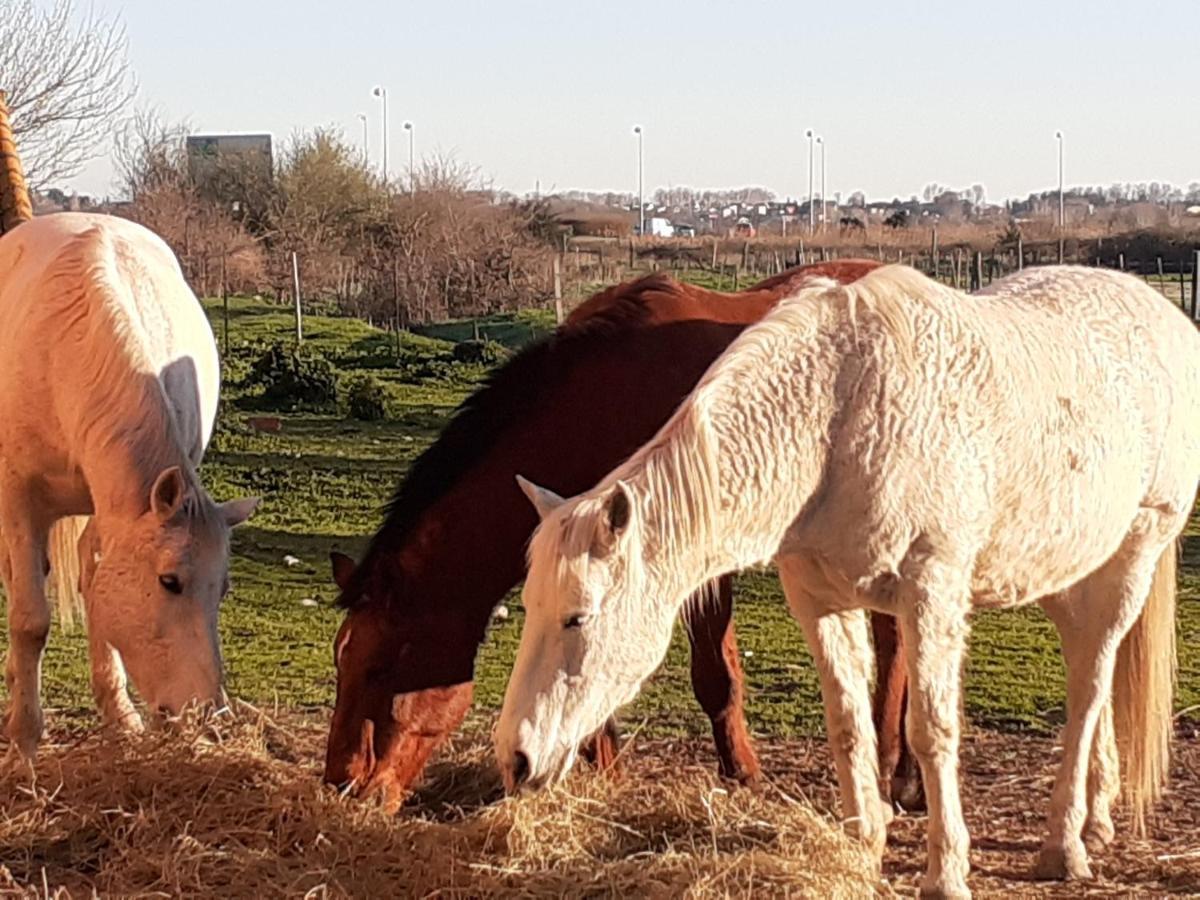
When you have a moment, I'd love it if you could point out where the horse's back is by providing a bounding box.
[0,213,219,463]
[773,265,1200,606]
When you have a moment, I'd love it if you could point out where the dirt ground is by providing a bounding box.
[649,725,1200,897]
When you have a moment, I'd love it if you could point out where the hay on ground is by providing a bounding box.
[0,709,882,899]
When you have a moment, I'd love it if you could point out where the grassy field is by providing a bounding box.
[4,294,1199,743]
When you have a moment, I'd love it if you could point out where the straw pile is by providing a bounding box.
[0,709,884,899]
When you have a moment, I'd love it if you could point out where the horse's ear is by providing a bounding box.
[605,483,631,535]
[150,466,188,521]
[330,551,356,590]
[516,476,565,520]
[219,497,260,528]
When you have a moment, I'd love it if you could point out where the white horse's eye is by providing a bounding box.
[563,613,588,630]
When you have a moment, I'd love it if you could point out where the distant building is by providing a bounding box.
[644,216,675,238]
[186,133,273,185]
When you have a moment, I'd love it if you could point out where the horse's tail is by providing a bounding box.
[48,515,88,628]
[1112,540,1178,835]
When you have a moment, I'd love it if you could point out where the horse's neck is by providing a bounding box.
[624,321,839,592]
[77,364,193,520]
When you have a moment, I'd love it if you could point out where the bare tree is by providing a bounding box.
[1,0,135,186]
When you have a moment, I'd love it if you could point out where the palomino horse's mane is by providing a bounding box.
[341,270,788,610]
[41,226,202,502]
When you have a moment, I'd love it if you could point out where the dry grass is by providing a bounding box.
[0,708,883,899]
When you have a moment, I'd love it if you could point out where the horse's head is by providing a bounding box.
[324,551,476,808]
[494,476,670,792]
[84,465,257,716]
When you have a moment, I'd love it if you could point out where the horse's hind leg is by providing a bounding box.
[0,495,51,758]
[871,610,924,812]
[684,575,761,785]
[896,560,972,900]
[1034,538,1163,882]
[778,556,887,862]
[1039,589,1119,853]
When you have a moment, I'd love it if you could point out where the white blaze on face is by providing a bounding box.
[496,476,676,792]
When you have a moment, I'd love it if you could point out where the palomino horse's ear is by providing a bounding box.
[219,497,260,527]
[330,551,356,590]
[516,475,565,520]
[150,466,188,521]
[605,483,631,535]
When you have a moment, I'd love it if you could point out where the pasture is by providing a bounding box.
[2,293,1199,897]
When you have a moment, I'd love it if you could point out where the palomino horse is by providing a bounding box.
[324,261,891,806]
[0,213,257,756]
[498,265,1197,898]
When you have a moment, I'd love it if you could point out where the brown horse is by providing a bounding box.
[325,260,920,810]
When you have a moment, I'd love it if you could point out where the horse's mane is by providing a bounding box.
[342,273,704,608]
[40,225,194,491]
[342,262,881,608]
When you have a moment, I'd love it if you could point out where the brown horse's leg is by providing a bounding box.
[579,717,622,774]
[687,576,761,785]
[871,610,925,812]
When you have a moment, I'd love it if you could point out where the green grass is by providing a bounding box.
[2,296,1197,742]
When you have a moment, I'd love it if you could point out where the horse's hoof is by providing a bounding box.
[1034,844,1093,881]
[918,879,971,899]
[893,775,927,814]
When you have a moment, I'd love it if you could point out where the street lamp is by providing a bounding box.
[373,86,389,180]
[403,121,414,192]
[817,135,826,232]
[633,125,644,237]
[1055,130,1064,230]
[357,113,368,166]
[806,128,815,232]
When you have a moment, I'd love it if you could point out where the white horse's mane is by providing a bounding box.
[39,225,201,500]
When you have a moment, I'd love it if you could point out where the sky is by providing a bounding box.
[60,0,1200,204]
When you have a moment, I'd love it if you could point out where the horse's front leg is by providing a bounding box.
[1,503,51,758]
[898,564,972,900]
[778,556,887,863]
[76,521,142,733]
[684,575,761,785]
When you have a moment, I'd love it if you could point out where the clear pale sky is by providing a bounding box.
[66,0,1198,203]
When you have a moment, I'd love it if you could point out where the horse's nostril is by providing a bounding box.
[512,751,530,787]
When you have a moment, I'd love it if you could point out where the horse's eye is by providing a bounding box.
[158,574,183,595]
[563,614,587,630]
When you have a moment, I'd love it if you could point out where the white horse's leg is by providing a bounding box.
[1038,590,1119,852]
[1034,544,1159,881]
[1,502,51,758]
[75,520,141,731]
[777,556,888,862]
[897,564,972,900]
[88,635,143,733]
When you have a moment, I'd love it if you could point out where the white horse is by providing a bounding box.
[0,212,257,757]
[496,264,1199,899]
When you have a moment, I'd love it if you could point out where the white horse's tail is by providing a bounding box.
[1112,541,1178,835]
[48,515,88,628]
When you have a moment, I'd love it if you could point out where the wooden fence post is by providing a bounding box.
[291,251,303,343]
[1017,235,1024,271]
[930,228,939,282]
[553,255,563,325]
[1192,250,1199,321]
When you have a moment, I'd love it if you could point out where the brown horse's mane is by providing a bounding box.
[340,274,689,608]
[340,262,876,609]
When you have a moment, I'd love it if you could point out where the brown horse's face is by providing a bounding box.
[324,554,476,809]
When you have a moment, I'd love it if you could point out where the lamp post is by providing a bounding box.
[1055,130,1064,230]
[817,135,826,232]
[806,128,815,232]
[357,113,368,165]
[403,121,414,192]
[372,86,389,180]
[633,125,644,237]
